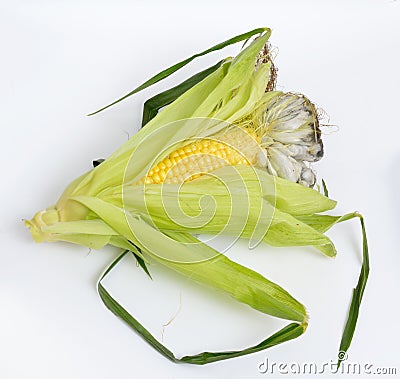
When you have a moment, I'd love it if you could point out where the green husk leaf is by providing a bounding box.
[88,27,269,115]
[295,214,341,233]
[270,175,337,216]
[43,219,118,235]
[54,233,111,250]
[163,231,307,322]
[192,31,271,121]
[141,60,224,127]
[108,166,337,256]
[97,237,308,364]
[263,208,336,257]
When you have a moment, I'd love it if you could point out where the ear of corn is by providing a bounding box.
[25,29,369,365]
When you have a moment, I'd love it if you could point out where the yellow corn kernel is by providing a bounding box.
[138,128,261,185]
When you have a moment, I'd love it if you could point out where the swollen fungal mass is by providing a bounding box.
[257,93,323,187]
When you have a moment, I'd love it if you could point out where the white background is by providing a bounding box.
[1,1,399,378]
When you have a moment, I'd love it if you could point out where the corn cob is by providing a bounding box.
[139,93,323,187]
[139,128,261,184]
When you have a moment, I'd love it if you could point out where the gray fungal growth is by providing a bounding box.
[257,93,323,187]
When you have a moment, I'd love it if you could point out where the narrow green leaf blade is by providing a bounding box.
[322,178,329,197]
[88,27,268,115]
[99,250,129,281]
[97,252,307,365]
[130,244,152,279]
[98,276,177,362]
[180,323,305,365]
[337,214,370,367]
